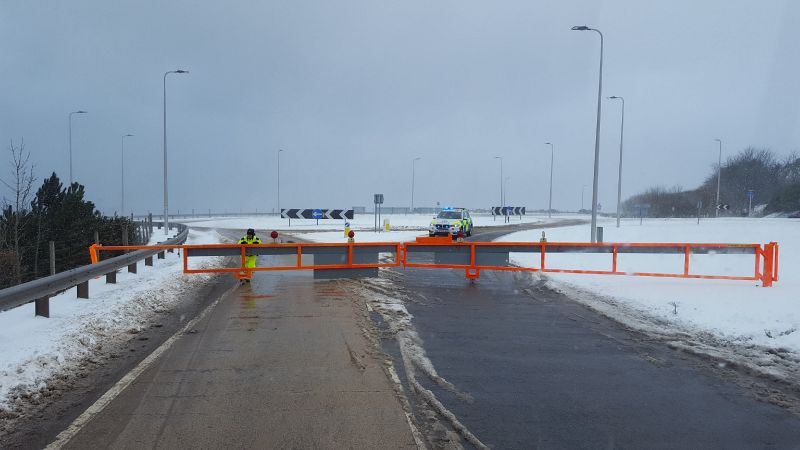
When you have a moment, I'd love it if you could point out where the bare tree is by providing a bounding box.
[0,139,36,284]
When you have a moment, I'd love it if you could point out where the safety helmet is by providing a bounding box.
[246,228,255,235]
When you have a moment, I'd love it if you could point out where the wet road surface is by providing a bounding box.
[379,226,800,449]
[62,261,417,449]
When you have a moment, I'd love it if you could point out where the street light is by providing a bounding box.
[714,138,723,217]
[163,69,189,235]
[608,96,625,228]
[545,142,554,218]
[494,156,504,219]
[277,148,284,215]
[411,157,421,213]
[121,134,134,216]
[582,184,587,211]
[68,110,87,186]
[572,24,604,242]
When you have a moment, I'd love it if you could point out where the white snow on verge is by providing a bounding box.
[0,229,226,410]
[176,212,548,231]
[497,218,800,375]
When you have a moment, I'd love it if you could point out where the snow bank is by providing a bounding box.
[497,218,800,361]
[0,229,225,410]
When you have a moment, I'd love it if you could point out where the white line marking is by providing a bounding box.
[45,285,234,449]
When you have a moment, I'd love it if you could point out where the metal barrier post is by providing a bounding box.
[145,256,153,266]
[762,242,776,287]
[77,281,89,299]
[35,296,49,317]
[683,246,691,276]
[106,271,117,283]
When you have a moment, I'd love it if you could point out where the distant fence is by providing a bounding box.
[0,223,188,317]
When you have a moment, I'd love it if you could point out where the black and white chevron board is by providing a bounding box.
[281,209,355,220]
[491,206,526,216]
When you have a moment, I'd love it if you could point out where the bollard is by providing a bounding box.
[94,230,100,246]
[128,262,137,274]
[540,231,547,243]
[596,226,604,243]
[145,256,153,266]
[77,281,89,299]
[35,297,49,318]
[106,271,117,283]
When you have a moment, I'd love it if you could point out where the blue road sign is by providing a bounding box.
[312,209,323,219]
[747,190,755,199]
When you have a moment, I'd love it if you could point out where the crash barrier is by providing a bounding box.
[90,242,403,281]
[86,237,779,287]
[0,223,188,317]
[404,238,779,287]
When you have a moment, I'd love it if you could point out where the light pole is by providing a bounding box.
[411,157,421,213]
[545,142,554,218]
[494,156,504,220]
[121,134,134,216]
[572,25,604,242]
[163,69,189,235]
[277,149,284,216]
[714,138,723,217]
[608,96,625,228]
[68,110,87,185]
[582,184,587,211]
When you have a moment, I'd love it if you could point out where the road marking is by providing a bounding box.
[45,285,235,450]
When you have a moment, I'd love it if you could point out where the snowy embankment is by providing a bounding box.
[177,212,548,232]
[0,229,226,412]
[498,217,800,380]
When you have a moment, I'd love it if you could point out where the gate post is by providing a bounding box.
[761,242,775,287]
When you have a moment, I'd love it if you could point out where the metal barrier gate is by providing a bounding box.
[89,238,779,287]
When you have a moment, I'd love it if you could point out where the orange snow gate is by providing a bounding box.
[89,240,779,287]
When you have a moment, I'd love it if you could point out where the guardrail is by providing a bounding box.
[0,223,188,317]
[87,237,779,287]
[92,242,403,281]
[403,239,779,286]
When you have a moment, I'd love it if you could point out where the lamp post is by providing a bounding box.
[608,96,625,228]
[277,149,284,216]
[163,69,189,235]
[714,138,723,217]
[545,142,554,218]
[411,157,421,213]
[572,25,604,242]
[494,156,504,220]
[121,134,134,216]
[68,110,87,186]
[582,184,587,211]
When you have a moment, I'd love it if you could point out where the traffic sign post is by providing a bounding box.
[747,190,755,217]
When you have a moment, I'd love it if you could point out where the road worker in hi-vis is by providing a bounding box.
[238,228,262,282]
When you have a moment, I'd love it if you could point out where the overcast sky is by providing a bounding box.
[2,1,799,216]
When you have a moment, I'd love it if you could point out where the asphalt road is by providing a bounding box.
[59,260,418,449]
[378,225,800,449]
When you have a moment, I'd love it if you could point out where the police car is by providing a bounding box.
[428,208,473,238]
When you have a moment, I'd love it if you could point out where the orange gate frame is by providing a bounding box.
[402,240,779,287]
[89,240,779,287]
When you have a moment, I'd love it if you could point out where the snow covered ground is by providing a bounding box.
[176,212,549,231]
[0,229,227,412]
[498,217,800,379]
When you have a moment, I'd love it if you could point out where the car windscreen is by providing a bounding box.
[436,211,462,219]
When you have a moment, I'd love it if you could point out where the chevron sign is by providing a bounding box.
[492,206,526,216]
[281,209,354,220]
